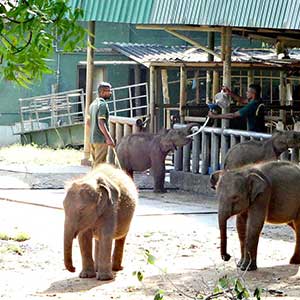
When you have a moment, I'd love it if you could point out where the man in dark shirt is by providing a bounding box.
[208,84,265,133]
[87,82,115,167]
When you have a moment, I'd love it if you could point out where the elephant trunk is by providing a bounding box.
[64,220,76,272]
[218,212,231,261]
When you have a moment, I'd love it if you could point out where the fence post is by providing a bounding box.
[192,133,200,173]
[174,148,183,171]
[201,131,209,175]
[211,132,220,172]
[230,134,239,148]
[108,121,116,164]
[183,142,191,172]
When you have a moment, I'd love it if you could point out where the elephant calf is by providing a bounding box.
[211,160,300,271]
[224,130,300,170]
[63,163,138,280]
[116,124,196,193]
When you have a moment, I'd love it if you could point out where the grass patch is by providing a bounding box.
[0,144,83,166]
[0,231,30,242]
[12,232,31,242]
[3,245,23,255]
[0,232,10,241]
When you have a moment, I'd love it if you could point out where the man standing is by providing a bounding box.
[87,82,115,167]
[208,84,266,133]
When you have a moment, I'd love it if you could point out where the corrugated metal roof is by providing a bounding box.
[70,0,153,23]
[106,42,300,66]
[70,0,300,30]
[149,0,300,29]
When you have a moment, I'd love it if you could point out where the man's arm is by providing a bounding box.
[223,87,248,105]
[98,119,115,147]
[208,111,240,119]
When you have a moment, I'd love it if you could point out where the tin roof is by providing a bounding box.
[106,42,300,67]
[71,0,300,30]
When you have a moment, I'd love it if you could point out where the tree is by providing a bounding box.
[0,0,86,86]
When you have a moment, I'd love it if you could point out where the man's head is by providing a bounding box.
[98,82,112,99]
[246,84,261,100]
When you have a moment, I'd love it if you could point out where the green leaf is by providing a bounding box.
[137,271,144,282]
[154,289,165,300]
[218,276,229,289]
[254,288,262,300]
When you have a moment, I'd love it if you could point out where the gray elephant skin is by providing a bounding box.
[63,163,138,280]
[211,160,300,271]
[224,131,300,170]
[116,124,195,192]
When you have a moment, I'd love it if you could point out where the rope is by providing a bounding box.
[112,147,122,169]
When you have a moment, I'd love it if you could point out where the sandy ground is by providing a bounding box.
[1,190,300,300]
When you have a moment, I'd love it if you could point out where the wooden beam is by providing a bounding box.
[149,66,156,133]
[136,24,222,32]
[165,29,221,59]
[180,66,187,123]
[82,21,95,165]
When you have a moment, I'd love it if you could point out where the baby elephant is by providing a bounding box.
[211,160,300,271]
[116,124,196,193]
[63,164,138,280]
[224,130,300,170]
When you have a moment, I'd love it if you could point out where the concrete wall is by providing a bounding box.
[170,170,216,197]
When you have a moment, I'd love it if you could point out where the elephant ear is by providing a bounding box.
[272,131,288,154]
[96,178,120,216]
[247,172,268,203]
[209,170,224,190]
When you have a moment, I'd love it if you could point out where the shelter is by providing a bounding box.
[70,0,300,162]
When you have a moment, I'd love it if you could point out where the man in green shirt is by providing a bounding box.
[87,82,115,167]
[208,84,265,133]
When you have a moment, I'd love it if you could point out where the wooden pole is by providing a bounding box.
[206,32,214,103]
[247,69,254,86]
[81,21,95,166]
[221,27,232,167]
[149,66,156,133]
[195,69,200,104]
[180,66,187,123]
[212,70,220,100]
[134,65,141,116]
[280,71,287,128]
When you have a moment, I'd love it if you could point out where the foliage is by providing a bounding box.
[0,0,86,86]
[133,249,264,300]
[0,244,24,255]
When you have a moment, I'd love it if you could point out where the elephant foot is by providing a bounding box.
[221,253,231,261]
[97,271,114,281]
[240,261,257,271]
[79,269,96,278]
[237,258,244,267]
[112,264,123,271]
[290,255,300,264]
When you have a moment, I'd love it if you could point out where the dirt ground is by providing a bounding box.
[1,190,300,300]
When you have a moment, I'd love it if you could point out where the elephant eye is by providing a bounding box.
[231,195,240,202]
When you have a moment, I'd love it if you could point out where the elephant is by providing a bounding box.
[210,160,300,271]
[224,130,300,170]
[63,163,138,280]
[116,123,197,193]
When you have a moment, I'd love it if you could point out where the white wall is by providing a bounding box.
[0,126,20,146]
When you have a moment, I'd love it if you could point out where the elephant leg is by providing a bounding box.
[151,158,167,193]
[112,235,127,271]
[236,212,248,267]
[95,232,113,281]
[290,220,300,264]
[78,229,96,278]
[240,208,265,271]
